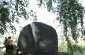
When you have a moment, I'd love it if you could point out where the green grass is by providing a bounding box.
[58,42,68,52]
[58,36,68,52]
[58,36,85,53]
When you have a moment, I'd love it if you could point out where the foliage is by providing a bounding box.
[58,36,68,52]
[0,0,37,35]
[37,0,85,39]
[57,0,85,40]
[0,7,10,34]
[57,0,85,54]
[37,0,57,11]
[59,38,85,55]
[37,0,85,54]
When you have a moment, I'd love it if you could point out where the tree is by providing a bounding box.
[38,0,85,39]
[37,0,85,54]
[0,0,37,34]
[57,0,85,54]
[0,2,10,34]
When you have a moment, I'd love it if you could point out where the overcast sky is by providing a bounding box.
[18,0,85,36]
[1,0,85,37]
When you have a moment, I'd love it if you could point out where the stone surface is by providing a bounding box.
[17,22,58,54]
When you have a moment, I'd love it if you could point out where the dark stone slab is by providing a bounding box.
[17,22,58,55]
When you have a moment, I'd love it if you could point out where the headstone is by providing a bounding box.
[17,22,58,55]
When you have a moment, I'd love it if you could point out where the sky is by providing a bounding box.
[18,0,62,36]
[0,0,85,37]
[18,0,85,37]
[1,0,61,37]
